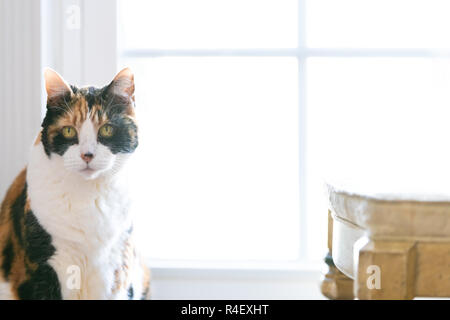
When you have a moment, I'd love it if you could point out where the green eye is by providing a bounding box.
[62,126,76,139]
[99,124,114,138]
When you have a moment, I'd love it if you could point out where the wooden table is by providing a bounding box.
[321,182,450,299]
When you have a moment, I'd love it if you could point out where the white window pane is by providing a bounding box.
[306,58,450,232]
[124,57,300,261]
[307,0,450,48]
[118,0,298,49]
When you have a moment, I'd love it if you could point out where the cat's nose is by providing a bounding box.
[81,152,94,163]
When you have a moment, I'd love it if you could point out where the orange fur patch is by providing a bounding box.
[141,260,151,299]
[111,237,134,295]
[0,168,36,299]
[34,132,42,146]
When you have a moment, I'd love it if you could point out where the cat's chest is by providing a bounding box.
[30,177,131,245]
[32,186,132,299]
[27,163,133,299]
[49,232,129,300]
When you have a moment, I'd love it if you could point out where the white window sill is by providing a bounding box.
[147,259,325,300]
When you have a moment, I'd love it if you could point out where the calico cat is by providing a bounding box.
[0,68,150,299]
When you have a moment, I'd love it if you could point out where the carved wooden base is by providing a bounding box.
[326,189,450,299]
[354,239,416,300]
[320,252,354,300]
[320,210,355,299]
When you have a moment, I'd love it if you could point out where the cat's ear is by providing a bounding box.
[108,68,135,100]
[44,68,73,101]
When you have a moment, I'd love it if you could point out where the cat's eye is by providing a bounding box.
[61,126,76,139]
[99,124,114,138]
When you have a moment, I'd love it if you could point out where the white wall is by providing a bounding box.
[0,0,117,200]
[41,0,118,86]
[0,0,42,200]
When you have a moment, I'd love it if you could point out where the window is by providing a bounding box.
[118,0,304,264]
[117,0,450,267]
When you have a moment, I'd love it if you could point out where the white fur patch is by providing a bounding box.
[0,281,14,300]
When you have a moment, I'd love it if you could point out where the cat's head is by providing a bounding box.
[40,68,138,180]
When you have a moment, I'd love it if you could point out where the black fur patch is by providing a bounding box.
[18,264,61,300]
[141,286,149,300]
[9,183,62,300]
[128,286,134,300]
[98,115,138,154]
[24,210,56,264]
[48,131,78,156]
[83,86,103,111]
[70,85,79,94]
[1,240,14,279]
[97,87,138,154]
[11,184,27,245]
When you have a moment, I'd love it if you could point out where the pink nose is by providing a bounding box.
[81,152,94,163]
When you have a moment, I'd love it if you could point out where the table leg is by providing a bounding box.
[354,238,416,300]
[320,210,354,299]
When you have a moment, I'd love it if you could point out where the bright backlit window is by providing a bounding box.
[119,0,301,263]
[118,0,450,265]
[126,57,300,261]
